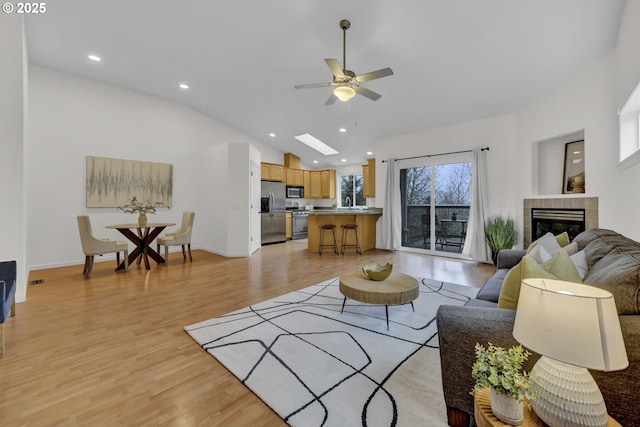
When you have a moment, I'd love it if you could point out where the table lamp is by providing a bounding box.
[513,278,628,427]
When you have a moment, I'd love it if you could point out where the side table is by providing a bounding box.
[474,388,621,427]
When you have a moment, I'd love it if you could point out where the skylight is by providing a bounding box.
[294,133,338,155]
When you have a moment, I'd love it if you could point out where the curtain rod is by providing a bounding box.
[381,147,489,163]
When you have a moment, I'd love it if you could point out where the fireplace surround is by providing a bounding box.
[523,197,598,247]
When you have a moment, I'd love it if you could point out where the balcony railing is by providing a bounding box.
[402,204,470,252]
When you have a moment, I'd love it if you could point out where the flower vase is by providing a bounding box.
[491,388,523,426]
[138,213,148,227]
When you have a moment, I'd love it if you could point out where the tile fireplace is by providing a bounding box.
[523,197,598,247]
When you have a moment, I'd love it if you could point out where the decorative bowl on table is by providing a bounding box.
[362,262,393,281]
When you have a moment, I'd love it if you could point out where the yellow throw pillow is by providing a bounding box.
[527,231,570,253]
[497,250,582,310]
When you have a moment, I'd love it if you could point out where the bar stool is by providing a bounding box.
[319,224,339,255]
[341,223,362,255]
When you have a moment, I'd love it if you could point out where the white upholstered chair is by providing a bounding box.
[77,214,129,278]
[156,211,195,265]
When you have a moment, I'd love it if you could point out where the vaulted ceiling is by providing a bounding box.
[25,1,625,167]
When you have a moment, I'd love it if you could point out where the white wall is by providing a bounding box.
[374,113,519,222]
[27,67,281,270]
[515,0,640,242]
[0,16,27,302]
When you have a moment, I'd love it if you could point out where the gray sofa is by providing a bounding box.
[436,229,640,427]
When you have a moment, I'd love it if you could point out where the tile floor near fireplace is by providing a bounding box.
[523,197,598,247]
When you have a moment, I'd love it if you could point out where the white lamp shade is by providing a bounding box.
[513,278,628,371]
[333,85,356,102]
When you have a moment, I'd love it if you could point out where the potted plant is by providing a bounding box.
[451,211,458,221]
[118,196,164,226]
[471,342,536,425]
[484,215,518,265]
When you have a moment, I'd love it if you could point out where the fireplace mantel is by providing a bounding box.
[523,197,598,247]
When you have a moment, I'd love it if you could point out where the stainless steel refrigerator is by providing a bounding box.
[260,181,286,245]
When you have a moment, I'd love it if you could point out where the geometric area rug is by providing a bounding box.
[185,277,478,427]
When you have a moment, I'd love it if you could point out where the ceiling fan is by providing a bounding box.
[295,19,394,105]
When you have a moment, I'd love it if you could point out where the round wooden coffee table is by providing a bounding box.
[339,270,419,330]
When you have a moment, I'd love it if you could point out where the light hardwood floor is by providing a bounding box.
[0,242,494,426]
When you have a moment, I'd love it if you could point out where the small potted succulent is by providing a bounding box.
[471,342,536,425]
[118,196,164,226]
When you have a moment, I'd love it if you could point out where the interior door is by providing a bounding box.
[250,161,261,253]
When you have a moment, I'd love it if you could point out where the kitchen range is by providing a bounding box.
[286,201,308,240]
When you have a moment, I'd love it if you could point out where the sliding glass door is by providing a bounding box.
[399,153,472,255]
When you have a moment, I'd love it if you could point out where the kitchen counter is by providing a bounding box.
[307,209,382,253]
[306,208,383,216]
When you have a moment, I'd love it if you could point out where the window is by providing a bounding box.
[398,153,472,256]
[618,80,640,170]
[339,174,365,207]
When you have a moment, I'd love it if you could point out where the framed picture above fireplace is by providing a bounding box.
[562,140,585,194]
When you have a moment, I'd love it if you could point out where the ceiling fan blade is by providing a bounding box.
[325,93,338,105]
[356,67,394,83]
[354,86,382,101]
[325,59,345,78]
[294,82,334,89]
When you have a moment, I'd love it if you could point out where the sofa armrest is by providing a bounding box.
[496,249,526,270]
[436,305,540,419]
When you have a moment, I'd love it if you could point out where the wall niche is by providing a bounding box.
[533,129,585,196]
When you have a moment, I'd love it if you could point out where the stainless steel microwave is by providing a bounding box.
[286,186,304,198]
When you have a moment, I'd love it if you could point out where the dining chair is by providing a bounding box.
[77,214,129,278]
[156,211,195,265]
[1,260,16,358]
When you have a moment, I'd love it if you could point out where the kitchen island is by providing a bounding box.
[307,208,382,253]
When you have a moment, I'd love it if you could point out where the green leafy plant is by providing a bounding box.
[471,343,536,406]
[118,196,164,215]
[484,215,518,262]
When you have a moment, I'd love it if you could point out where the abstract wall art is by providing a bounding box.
[86,156,173,208]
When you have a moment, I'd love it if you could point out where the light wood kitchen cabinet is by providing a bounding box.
[286,212,292,239]
[261,162,284,181]
[284,153,301,169]
[304,170,311,196]
[285,168,304,186]
[309,171,322,198]
[321,169,336,199]
[362,158,376,198]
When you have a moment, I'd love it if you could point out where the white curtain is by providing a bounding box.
[462,147,492,263]
[381,159,401,250]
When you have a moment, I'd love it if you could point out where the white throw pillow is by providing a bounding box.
[529,233,561,263]
[570,249,588,280]
[551,241,579,257]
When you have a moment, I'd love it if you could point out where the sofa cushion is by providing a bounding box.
[584,251,640,315]
[476,269,508,303]
[497,251,582,310]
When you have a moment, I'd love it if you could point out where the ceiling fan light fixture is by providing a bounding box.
[333,86,356,102]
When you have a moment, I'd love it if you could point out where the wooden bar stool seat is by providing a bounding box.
[319,224,339,255]
[341,223,362,255]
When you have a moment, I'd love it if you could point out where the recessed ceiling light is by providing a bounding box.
[269,133,276,138]
[294,133,338,155]
[179,83,189,89]
[313,160,319,164]
[341,159,347,162]
[366,151,373,156]
[88,54,101,62]
[339,128,346,133]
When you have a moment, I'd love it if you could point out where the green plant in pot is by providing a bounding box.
[484,215,518,265]
[118,196,164,226]
[471,343,536,425]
